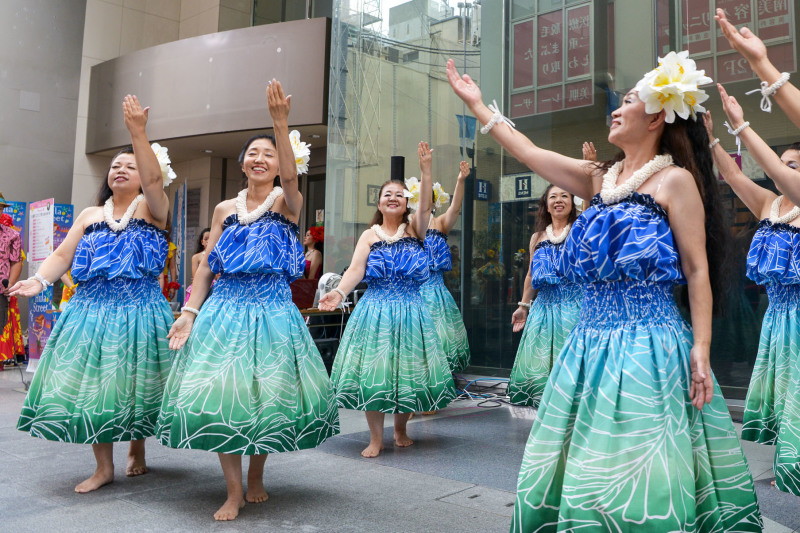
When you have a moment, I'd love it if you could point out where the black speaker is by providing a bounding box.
[390,156,405,181]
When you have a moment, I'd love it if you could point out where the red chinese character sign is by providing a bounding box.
[513,20,534,90]
[567,5,591,78]
[757,0,790,41]
[682,0,712,54]
[537,11,564,86]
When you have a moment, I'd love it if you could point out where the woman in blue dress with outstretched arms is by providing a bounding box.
[157,80,339,521]
[12,95,174,493]
[507,185,580,407]
[448,51,761,531]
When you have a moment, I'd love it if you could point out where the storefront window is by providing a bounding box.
[327,0,799,399]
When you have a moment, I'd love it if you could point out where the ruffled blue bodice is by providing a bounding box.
[365,237,430,289]
[72,219,167,282]
[207,211,304,282]
[747,220,800,286]
[424,229,452,272]
[559,193,684,284]
[531,240,568,289]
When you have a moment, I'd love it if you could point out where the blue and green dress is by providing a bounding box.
[421,229,470,373]
[742,219,800,495]
[156,210,339,454]
[331,236,456,413]
[507,239,581,407]
[511,192,761,532]
[18,219,174,443]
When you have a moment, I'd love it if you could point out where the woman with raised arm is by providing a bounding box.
[156,81,339,521]
[716,89,800,496]
[12,96,174,493]
[448,51,761,530]
[414,160,471,372]
[319,142,456,458]
[715,8,800,126]
[507,185,580,407]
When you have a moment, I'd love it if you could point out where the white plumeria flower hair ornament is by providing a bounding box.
[288,130,311,175]
[433,182,450,210]
[633,50,712,123]
[404,177,421,211]
[151,143,177,187]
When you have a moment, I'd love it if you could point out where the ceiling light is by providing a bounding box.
[202,149,213,153]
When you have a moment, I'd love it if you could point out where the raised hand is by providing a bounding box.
[511,307,528,333]
[418,141,433,173]
[167,314,195,350]
[446,59,483,109]
[714,8,767,66]
[458,161,469,180]
[582,142,596,161]
[717,84,746,127]
[318,292,342,312]
[267,79,291,123]
[122,95,149,133]
[7,278,45,298]
[689,345,713,410]
[703,110,715,139]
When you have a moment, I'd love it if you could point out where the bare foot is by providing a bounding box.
[214,497,245,521]
[771,480,776,486]
[126,454,148,477]
[75,467,114,493]
[394,431,413,447]
[421,411,437,415]
[246,478,269,503]
[361,442,384,458]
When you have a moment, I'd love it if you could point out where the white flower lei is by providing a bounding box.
[600,154,674,205]
[769,195,800,224]
[545,223,571,244]
[372,223,407,244]
[236,187,283,225]
[104,194,144,232]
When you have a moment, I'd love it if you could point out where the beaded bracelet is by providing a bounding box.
[709,138,720,149]
[517,301,531,309]
[181,306,200,317]
[724,120,750,156]
[480,100,516,134]
[746,72,790,113]
[730,121,750,136]
[29,273,52,289]
[333,287,348,301]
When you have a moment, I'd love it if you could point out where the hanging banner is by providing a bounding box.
[3,200,27,250]
[27,199,55,372]
[172,183,186,305]
[53,204,73,251]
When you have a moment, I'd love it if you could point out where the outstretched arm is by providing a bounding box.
[719,83,800,205]
[447,59,597,200]
[412,142,434,238]
[715,9,800,126]
[704,109,773,218]
[318,231,371,310]
[436,161,469,234]
[268,80,303,219]
[122,95,169,225]
[511,232,539,333]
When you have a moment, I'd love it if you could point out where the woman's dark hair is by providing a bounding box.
[95,147,135,206]
[593,112,730,314]
[369,180,411,226]
[534,184,578,233]
[786,142,800,152]
[238,134,280,187]
[195,227,211,254]
[313,240,324,254]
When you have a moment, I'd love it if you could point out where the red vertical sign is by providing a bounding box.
[682,0,712,54]
[513,20,534,90]
[715,0,753,52]
[566,5,591,79]
[537,10,564,86]
[757,0,791,41]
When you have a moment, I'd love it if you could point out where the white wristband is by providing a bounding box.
[724,120,750,156]
[181,306,200,317]
[333,287,348,301]
[730,121,750,136]
[746,72,790,113]
[709,138,720,149]
[517,301,531,309]
[480,99,516,134]
[30,273,52,289]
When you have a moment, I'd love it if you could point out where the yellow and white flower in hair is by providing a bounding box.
[151,143,177,188]
[433,182,450,210]
[289,130,311,175]
[634,50,712,123]
[404,177,421,210]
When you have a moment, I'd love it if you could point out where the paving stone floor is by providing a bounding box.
[1,368,798,532]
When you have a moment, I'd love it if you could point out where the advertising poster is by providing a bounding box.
[27,199,55,372]
[3,200,27,249]
[53,204,74,250]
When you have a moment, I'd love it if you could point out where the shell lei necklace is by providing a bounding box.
[236,187,283,225]
[546,223,571,244]
[104,194,144,232]
[372,222,407,243]
[770,195,800,224]
[600,154,674,204]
